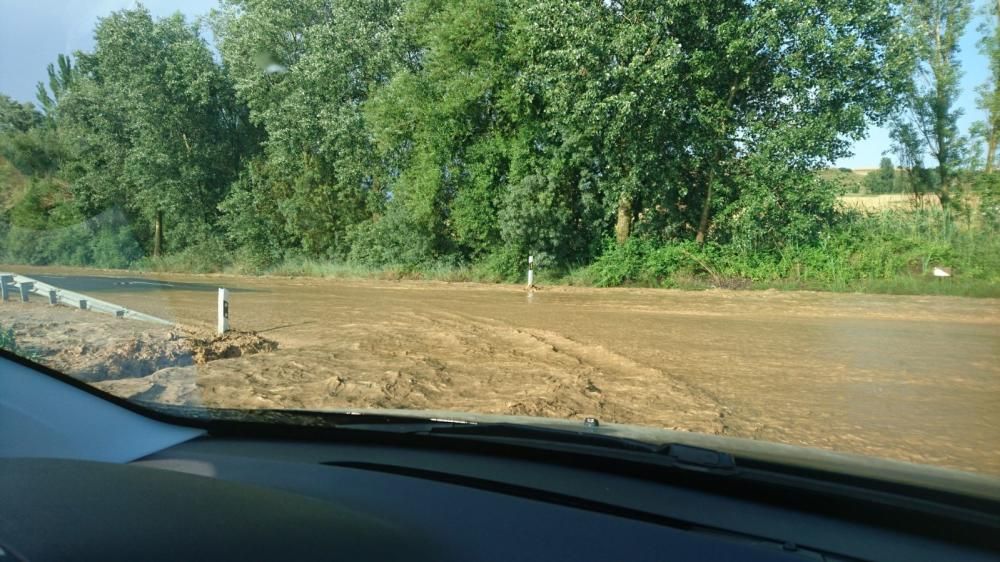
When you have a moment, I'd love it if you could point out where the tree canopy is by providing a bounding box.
[0,0,960,276]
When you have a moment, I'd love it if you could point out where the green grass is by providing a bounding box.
[255,257,506,284]
[0,325,39,361]
[9,206,996,298]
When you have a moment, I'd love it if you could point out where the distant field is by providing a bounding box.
[838,193,940,211]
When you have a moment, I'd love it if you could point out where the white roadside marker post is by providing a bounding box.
[527,255,534,287]
[218,288,230,335]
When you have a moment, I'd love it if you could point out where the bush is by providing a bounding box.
[346,204,440,269]
[587,238,709,287]
[0,326,18,353]
[0,324,37,361]
[716,160,840,255]
[219,165,295,270]
[1,205,144,269]
[582,206,999,292]
[135,235,231,273]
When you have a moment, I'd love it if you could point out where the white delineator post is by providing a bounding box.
[218,288,230,335]
[527,255,534,286]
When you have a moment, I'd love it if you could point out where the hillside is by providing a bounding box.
[0,156,28,211]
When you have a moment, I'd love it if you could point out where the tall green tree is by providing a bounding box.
[517,0,905,248]
[366,0,584,265]
[35,54,76,121]
[892,0,972,207]
[0,95,61,177]
[864,157,898,193]
[0,95,41,134]
[974,0,1000,171]
[214,0,404,259]
[60,7,242,256]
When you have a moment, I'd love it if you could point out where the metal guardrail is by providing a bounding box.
[0,272,172,326]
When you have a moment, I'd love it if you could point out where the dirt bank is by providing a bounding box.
[2,266,999,475]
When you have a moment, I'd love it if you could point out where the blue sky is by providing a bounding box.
[0,1,993,169]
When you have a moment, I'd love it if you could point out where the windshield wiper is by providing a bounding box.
[422,422,660,453]
[141,403,736,471]
[422,423,737,471]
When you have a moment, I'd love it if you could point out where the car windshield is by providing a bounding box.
[1,0,998,478]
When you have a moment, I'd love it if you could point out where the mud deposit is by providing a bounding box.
[3,266,999,475]
[0,301,275,382]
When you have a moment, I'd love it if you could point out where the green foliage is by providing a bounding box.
[819,168,865,194]
[1,0,996,298]
[213,0,402,258]
[0,95,41,134]
[973,0,1000,171]
[976,172,1000,228]
[585,207,999,293]
[61,7,245,255]
[713,158,841,254]
[135,235,231,273]
[0,324,40,362]
[35,54,76,119]
[345,203,439,269]
[217,158,294,270]
[892,0,972,206]
[1,194,143,269]
[863,157,899,194]
[0,325,22,355]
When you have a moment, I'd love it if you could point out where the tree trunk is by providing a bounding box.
[695,169,715,246]
[987,126,997,173]
[696,76,740,246]
[153,211,163,258]
[614,193,632,244]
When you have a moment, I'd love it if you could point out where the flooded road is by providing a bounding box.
[7,267,1000,474]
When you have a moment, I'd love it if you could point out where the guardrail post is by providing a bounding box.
[79,299,88,310]
[0,275,12,302]
[49,290,58,305]
[19,282,34,302]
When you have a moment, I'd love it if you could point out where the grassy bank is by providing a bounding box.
[5,208,999,298]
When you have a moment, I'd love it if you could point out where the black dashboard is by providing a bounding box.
[1,353,998,561]
[3,436,996,561]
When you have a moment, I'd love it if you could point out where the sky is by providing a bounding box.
[0,0,994,169]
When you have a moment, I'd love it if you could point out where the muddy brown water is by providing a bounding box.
[6,266,1000,475]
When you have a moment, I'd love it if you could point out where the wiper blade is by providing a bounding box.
[260,408,467,428]
[141,403,735,471]
[423,422,738,471]
[136,402,468,428]
[423,422,661,453]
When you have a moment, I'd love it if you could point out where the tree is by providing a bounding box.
[523,1,905,248]
[512,1,689,247]
[60,7,242,257]
[0,95,61,176]
[0,95,41,134]
[892,0,972,207]
[864,157,898,193]
[35,54,76,121]
[214,0,404,259]
[974,0,1000,172]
